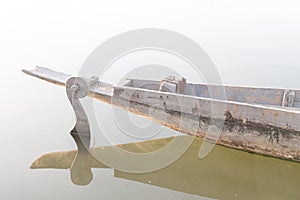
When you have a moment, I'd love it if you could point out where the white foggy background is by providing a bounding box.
[1,0,300,200]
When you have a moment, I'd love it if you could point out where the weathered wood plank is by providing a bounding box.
[129,78,300,108]
[111,88,300,162]
[113,86,300,131]
[22,66,114,103]
[22,66,70,86]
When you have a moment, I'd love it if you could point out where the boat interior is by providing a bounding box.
[123,77,300,110]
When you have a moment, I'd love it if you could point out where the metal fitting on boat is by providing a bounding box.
[66,76,99,98]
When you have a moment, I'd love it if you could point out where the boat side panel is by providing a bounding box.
[186,84,285,106]
[112,86,300,162]
[113,86,300,131]
[129,79,300,108]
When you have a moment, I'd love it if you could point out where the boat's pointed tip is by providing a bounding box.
[22,66,43,76]
[21,68,29,74]
[22,67,35,74]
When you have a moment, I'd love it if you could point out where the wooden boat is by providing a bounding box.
[22,66,300,162]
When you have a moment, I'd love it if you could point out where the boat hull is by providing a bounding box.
[23,67,300,162]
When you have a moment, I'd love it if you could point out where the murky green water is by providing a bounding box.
[30,136,300,200]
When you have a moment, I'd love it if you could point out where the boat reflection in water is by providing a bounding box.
[31,136,300,199]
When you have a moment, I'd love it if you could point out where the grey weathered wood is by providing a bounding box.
[23,67,300,162]
[22,67,70,86]
[22,66,114,104]
[112,85,300,161]
[129,78,300,109]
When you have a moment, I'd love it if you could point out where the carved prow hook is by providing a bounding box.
[66,76,98,185]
